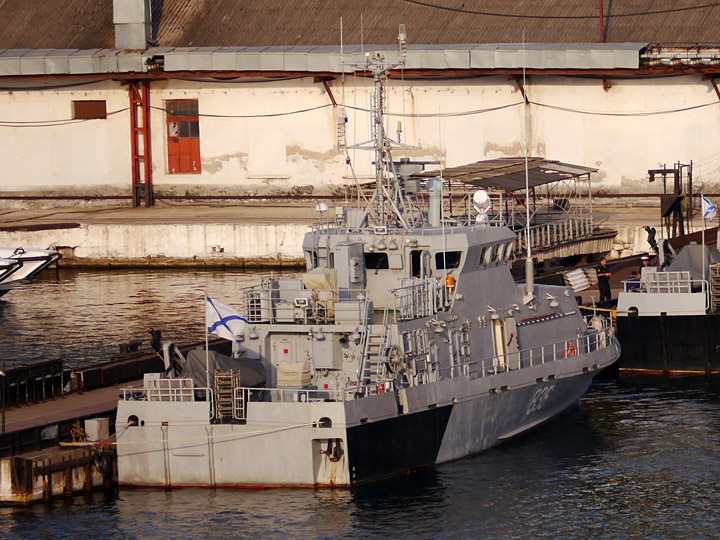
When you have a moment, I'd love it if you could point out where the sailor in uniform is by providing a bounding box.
[638,255,651,275]
[596,256,612,302]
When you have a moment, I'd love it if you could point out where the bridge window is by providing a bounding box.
[479,246,492,267]
[503,241,514,261]
[365,252,389,270]
[435,251,462,270]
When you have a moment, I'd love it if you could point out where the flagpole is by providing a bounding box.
[205,292,210,391]
[701,194,716,298]
[702,192,707,286]
[703,214,706,281]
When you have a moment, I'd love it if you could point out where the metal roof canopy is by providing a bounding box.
[0,43,646,77]
[412,157,597,192]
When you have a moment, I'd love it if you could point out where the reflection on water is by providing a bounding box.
[0,380,720,540]
[1,271,720,539]
[0,269,270,369]
[0,379,718,539]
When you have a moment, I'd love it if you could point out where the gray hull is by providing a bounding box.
[116,340,617,487]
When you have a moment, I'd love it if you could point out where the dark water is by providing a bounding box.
[0,268,270,369]
[2,271,720,539]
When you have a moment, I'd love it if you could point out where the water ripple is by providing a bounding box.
[1,272,720,539]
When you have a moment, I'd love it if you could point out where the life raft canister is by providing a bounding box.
[446,274,456,294]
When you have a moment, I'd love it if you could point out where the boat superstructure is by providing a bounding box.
[615,243,720,374]
[0,247,61,296]
[116,48,620,488]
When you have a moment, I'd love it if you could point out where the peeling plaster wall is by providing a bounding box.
[0,80,129,192]
[1,74,720,199]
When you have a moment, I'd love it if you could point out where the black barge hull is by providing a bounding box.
[616,314,720,375]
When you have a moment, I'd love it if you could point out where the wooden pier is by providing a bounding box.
[0,382,126,504]
[0,337,229,504]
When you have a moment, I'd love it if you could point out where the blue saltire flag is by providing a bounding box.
[206,296,248,342]
[702,196,717,221]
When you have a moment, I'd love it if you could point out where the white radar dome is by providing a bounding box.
[473,189,491,225]
[473,190,491,211]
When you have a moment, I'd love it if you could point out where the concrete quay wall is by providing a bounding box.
[0,222,307,268]
[0,220,656,268]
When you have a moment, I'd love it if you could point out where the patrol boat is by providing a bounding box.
[115,53,620,488]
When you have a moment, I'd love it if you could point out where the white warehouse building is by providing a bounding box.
[1,0,720,205]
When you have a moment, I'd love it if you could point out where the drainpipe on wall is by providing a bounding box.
[113,0,151,50]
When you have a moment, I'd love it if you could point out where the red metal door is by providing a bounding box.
[166,100,201,174]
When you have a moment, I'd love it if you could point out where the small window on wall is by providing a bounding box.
[166,99,201,174]
[72,100,107,119]
[435,251,462,270]
[365,252,389,270]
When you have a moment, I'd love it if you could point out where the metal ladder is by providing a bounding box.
[214,369,241,421]
[358,308,391,386]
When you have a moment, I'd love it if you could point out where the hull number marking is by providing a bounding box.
[527,385,554,415]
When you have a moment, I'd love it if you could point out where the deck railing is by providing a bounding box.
[237,279,371,325]
[388,278,441,321]
[622,273,707,295]
[514,217,593,254]
[621,272,710,311]
[229,326,616,420]
[463,326,614,379]
[120,382,215,419]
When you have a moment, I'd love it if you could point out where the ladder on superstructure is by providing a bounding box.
[214,369,241,421]
[358,307,391,387]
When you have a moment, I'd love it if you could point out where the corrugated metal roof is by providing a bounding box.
[0,1,720,51]
[412,158,597,192]
[0,0,113,50]
[148,0,720,48]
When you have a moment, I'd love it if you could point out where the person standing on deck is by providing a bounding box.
[658,239,677,270]
[596,256,612,302]
[643,225,658,252]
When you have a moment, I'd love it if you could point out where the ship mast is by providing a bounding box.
[370,59,388,224]
[349,26,415,229]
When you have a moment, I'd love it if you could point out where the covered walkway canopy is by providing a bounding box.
[412,157,597,193]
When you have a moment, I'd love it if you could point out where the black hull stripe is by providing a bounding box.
[346,405,454,484]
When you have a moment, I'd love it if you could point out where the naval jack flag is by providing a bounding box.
[206,296,248,343]
[702,195,717,221]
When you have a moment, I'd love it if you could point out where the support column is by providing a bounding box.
[129,81,154,207]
